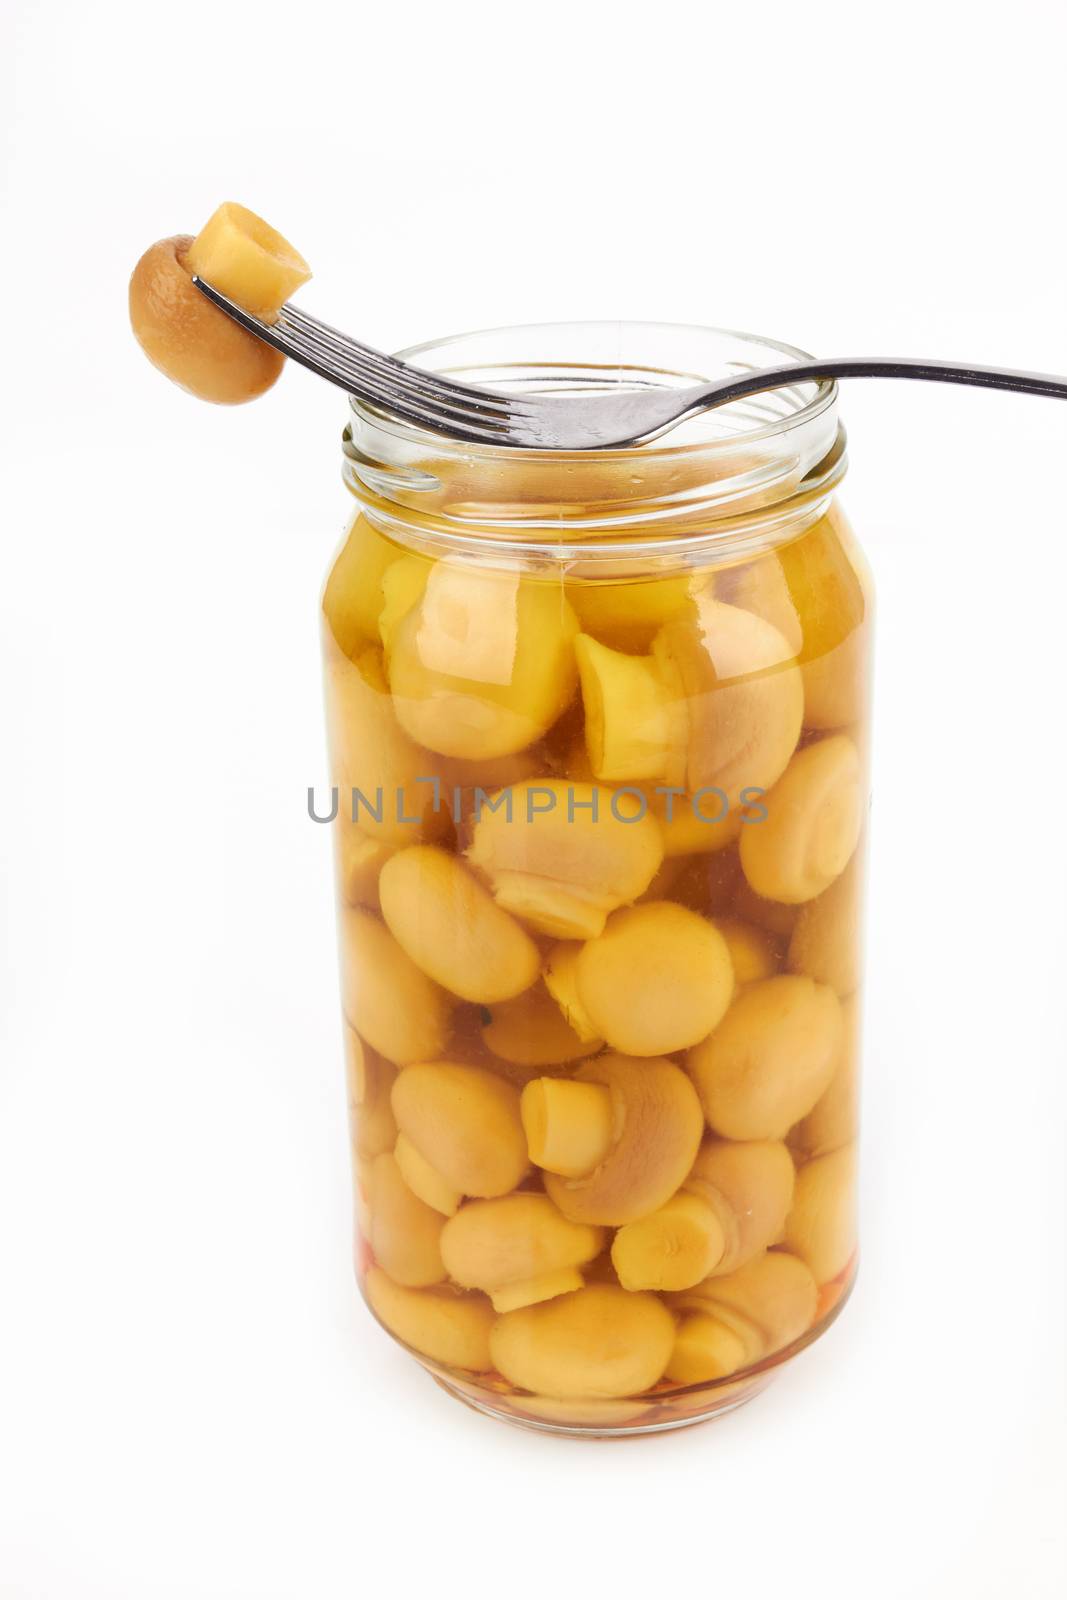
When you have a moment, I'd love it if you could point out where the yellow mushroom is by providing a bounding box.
[667,1249,818,1364]
[322,514,403,660]
[440,1194,605,1312]
[348,1034,399,1163]
[713,917,780,984]
[574,901,735,1056]
[182,200,310,317]
[543,943,601,1043]
[790,995,861,1158]
[611,1137,794,1292]
[482,982,602,1068]
[787,852,865,997]
[378,845,540,1004]
[529,1054,704,1226]
[377,555,432,654]
[489,1284,676,1399]
[364,1265,495,1372]
[394,1133,463,1217]
[740,735,863,904]
[687,975,843,1141]
[783,1143,858,1284]
[665,1313,751,1384]
[575,633,684,783]
[366,1151,447,1287]
[653,794,743,858]
[466,779,664,940]
[129,203,309,404]
[521,1078,617,1179]
[776,508,872,731]
[391,1062,529,1198]
[324,641,446,848]
[566,570,703,652]
[654,597,804,809]
[387,564,579,759]
[611,1193,728,1293]
[686,1138,796,1275]
[340,908,453,1065]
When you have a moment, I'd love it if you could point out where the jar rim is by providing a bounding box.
[343,321,844,557]
[353,319,837,459]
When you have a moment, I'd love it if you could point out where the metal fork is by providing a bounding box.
[193,277,1067,451]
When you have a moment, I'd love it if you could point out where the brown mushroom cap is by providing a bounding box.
[364,1266,495,1372]
[542,1053,704,1226]
[668,1249,818,1359]
[686,974,842,1141]
[128,236,285,404]
[489,1283,676,1399]
[391,1062,529,1198]
[686,1137,796,1275]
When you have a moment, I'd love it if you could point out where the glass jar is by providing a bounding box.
[320,323,872,1436]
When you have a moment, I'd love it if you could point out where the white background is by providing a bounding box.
[1,1,1065,1595]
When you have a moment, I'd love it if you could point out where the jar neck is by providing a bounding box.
[340,321,847,567]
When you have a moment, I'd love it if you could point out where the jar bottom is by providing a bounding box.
[387,1262,858,1439]
[430,1369,775,1438]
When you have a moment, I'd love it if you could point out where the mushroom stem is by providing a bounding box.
[520,1078,615,1178]
[612,1193,727,1291]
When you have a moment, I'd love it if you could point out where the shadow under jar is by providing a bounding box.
[321,323,872,1436]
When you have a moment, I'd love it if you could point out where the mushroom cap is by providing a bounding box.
[340,908,453,1066]
[686,974,842,1141]
[364,1266,495,1372]
[391,1062,529,1198]
[128,235,285,404]
[440,1193,604,1294]
[490,1283,676,1399]
[543,1053,704,1226]
[379,845,541,1005]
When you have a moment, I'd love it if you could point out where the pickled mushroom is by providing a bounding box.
[489,1284,676,1399]
[686,975,842,1141]
[654,597,804,809]
[322,514,404,659]
[129,202,309,403]
[529,1054,704,1226]
[783,1143,858,1284]
[574,901,735,1056]
[387,565,579,759]
[790,994,860,1158]
[366,1151,447,1287]
[466,779,664,940]
[713,916,780,984]
[611,1137,794,1292]
[364,1266,495,1372]
[379,845,540,1004]
[667,1250,818,1365]
[787,853,865,996]
[340,908,453,1065]
[391,1062,529,1198]
[440,1193,605,1311]
[740,735,863,904]
[481,981,602,1068]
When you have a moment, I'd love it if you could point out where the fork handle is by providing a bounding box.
[703,356,1067,409]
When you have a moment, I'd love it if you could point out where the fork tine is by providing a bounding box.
[277,321,516,443]
[190,277,515,443]
[277,305,517,422]
[279,305,516,416]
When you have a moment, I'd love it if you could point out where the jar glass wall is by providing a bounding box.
[321,324,873,1435]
